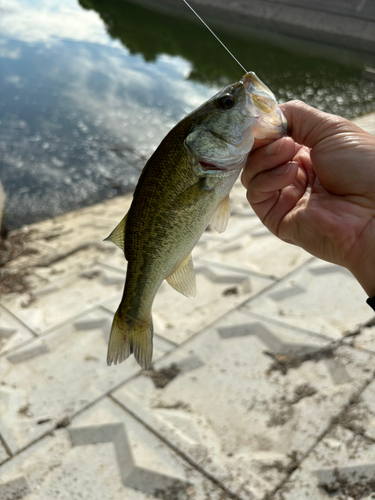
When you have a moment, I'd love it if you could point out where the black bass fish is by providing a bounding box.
[105,72,288,368]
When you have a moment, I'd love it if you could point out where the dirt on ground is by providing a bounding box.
[146,363,181,389]
[319,467,375,499]
[0,225,107,296]
[0,228,36,294]
[264,344,337,375]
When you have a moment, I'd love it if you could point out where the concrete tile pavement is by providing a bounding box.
[1,114,375,498]
[111,311,374,499]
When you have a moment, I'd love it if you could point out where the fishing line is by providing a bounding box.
[182,0,248,74]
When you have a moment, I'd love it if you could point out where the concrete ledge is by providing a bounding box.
[127,0,375,55]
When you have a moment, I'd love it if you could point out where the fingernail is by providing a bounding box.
[272,162,292,176]
[265,137,286,156]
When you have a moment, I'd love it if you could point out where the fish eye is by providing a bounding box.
[218,94,236,110]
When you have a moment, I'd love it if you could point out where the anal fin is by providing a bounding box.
[210,195,230,233]
[166,253,196,298]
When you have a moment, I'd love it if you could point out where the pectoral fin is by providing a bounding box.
[210,195,230,233]
[104,213,128,252]
[170,178,212,211]
[166,253,196,298]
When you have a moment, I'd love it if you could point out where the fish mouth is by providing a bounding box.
[198,153,248,172]
[241,72,289,138]
[241,72,277,113]
[199,160,226,171]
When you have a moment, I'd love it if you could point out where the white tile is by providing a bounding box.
[0,443,9,465]
[2,266,125,334]
[0,399,232,500]
[21,194,132,255]
[0,305,35,356]
[69,397,231,499]
[31,244,118,285]
[98,251,128,273]
[243,259,373,339]
[202,223,311,278]
[112,310,374,499]
[0,308,174,454]
[274,424,375,499]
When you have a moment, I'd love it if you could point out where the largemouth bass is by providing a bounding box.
[105,72,288,368]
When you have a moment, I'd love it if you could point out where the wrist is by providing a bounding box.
[349,264,375,298]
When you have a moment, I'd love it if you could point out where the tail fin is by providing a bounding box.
[107,310,153,369]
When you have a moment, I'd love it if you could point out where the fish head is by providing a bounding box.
[185,71,288,172]
[241,72,289,140]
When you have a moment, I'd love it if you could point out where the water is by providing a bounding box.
[0,0,374,229]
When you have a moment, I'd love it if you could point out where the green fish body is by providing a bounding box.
[105,72,288,368]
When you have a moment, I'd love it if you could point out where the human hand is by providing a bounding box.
[242,100,375,296]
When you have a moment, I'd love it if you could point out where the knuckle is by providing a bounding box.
[288,99,305,108]
[282,99,308,111]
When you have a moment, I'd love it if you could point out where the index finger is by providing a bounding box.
[241,136,298,189]
[251,137,274,152]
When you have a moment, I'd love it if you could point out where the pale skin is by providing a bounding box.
[241,100,375,297]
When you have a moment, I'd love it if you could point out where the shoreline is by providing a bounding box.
[3,110,375,237]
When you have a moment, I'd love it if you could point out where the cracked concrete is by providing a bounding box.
[0,113,375,498]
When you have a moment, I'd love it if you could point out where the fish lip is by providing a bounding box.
[198,153,249,172]
[241,72,289,137]
[198,160,226,172]
[241,71,274,98]
[240,71,256,88]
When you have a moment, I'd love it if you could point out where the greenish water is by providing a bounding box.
[0,0,374,229]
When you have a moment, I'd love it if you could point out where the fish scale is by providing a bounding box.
[105,72,288,368]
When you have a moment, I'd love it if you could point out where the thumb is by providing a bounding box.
[280,101,375,196]
[279,100,353,148]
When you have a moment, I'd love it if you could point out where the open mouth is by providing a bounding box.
[199,161,226,171]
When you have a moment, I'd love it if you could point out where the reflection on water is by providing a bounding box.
[0,0,374,228]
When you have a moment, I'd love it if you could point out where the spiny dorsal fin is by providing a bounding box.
[210,195,230,233]
[104,213,128,252]
[166,253,196,298]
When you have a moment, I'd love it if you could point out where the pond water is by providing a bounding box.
[1,0,374,229]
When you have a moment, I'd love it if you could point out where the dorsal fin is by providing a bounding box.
[166,253,196,298]
[104,213,128,252]
[210,195,230,233]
